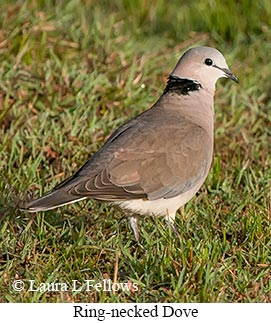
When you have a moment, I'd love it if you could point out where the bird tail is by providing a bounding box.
[20,189,87,212]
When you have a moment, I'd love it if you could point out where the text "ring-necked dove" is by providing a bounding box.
[21,46,238,241]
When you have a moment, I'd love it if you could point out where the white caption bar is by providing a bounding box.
[2,303,270,323]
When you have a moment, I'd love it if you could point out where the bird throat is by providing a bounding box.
[164,75,202,95]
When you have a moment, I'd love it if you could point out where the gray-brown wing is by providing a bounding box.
[61,113,213,201]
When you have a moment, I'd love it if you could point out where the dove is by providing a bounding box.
[20,46,238,241]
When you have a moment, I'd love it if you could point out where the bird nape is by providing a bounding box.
[20,46,238,241]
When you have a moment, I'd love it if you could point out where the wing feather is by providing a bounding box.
[58,111,212,201]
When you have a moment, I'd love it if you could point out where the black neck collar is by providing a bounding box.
[163,75,202,95]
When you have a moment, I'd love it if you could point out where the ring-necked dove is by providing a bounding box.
[21,46,238,240]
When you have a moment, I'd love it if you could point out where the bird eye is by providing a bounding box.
[204,58,213,66]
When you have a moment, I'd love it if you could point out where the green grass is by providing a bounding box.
[0,0,270,302]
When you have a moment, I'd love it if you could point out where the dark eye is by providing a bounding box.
[205,58,213,66]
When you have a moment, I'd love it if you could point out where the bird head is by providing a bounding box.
[171,46,238,93]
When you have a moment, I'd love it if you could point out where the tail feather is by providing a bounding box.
[20,190,87,212]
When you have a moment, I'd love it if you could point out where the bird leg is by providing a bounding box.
[165,212,180,237]
[129,216,140,242]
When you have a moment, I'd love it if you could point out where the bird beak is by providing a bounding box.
[214,65,239,83]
